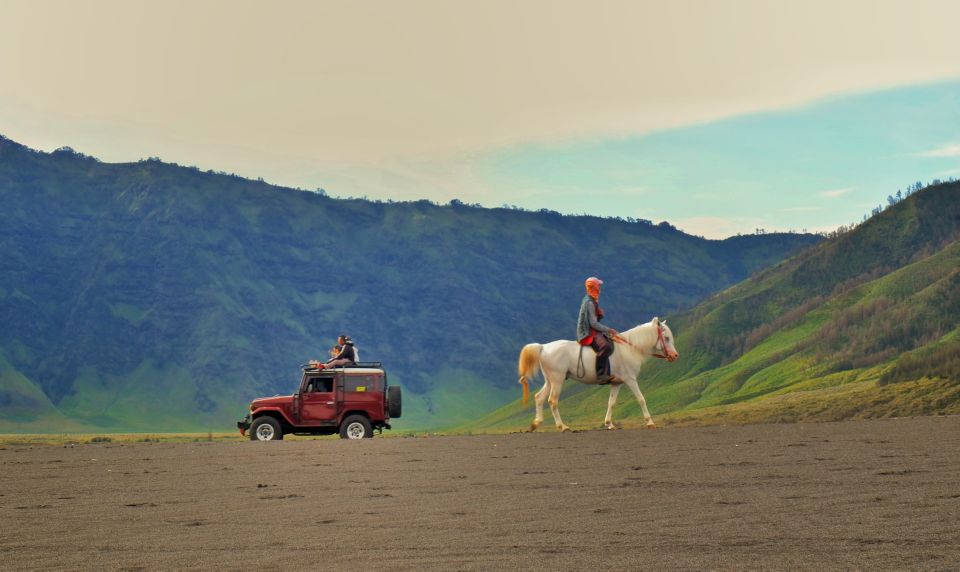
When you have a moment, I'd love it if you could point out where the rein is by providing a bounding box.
[616,323,671,361]
[576,346,586,379]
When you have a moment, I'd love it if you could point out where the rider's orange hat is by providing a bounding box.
[585,276,603,287]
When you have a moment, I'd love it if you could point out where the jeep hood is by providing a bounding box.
[251,395,293,409]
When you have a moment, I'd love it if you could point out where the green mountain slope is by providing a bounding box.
[0,135,819,432]
[462,181,960,431]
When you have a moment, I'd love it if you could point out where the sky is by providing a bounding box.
[2,0,959,237]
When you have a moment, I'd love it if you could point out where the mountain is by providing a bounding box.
[0,135,820,432]
[465,181,959,431]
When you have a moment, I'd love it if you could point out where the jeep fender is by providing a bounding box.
[338,410,372,427]
[252,407,295,427]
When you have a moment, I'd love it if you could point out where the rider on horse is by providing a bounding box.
[577,277,626,384]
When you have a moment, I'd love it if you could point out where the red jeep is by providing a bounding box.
[237,362,401,440]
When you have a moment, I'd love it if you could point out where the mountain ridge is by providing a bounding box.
[0,134,821,431]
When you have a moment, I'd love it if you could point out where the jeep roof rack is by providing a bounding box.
[301,361,382,371]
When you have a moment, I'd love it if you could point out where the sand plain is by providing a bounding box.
[2,416,959,570]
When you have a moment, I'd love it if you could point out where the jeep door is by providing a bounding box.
[341,373,382,419]
[300,373,338,424]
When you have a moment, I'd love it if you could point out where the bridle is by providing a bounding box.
[650,323,674,361]
[615,322,675,361]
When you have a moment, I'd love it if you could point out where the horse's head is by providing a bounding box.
[651,317,679,362]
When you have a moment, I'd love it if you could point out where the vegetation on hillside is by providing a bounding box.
[0,135,819,431]
[460,181,960,431]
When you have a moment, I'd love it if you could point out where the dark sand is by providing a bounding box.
[2,416,959,570]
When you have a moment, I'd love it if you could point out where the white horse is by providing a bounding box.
[518,317,679,432]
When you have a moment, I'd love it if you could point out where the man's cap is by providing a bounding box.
[585,276,604,286]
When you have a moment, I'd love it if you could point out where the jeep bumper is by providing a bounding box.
[237,413,251,437]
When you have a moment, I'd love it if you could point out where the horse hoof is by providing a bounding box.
[646,422,657,429]
[605,423,618,430]
[559,425,572,433]
[529,422,540,432]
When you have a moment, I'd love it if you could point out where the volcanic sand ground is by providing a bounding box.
[2,416,959,570]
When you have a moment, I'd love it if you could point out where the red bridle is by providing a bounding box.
[650,323,674,361]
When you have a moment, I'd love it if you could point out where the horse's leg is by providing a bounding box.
[603,384,622,430]
[624,379,656,428]
[530,378,550,432]
[546,371,571,432]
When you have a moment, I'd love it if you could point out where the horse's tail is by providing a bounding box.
[518,343,543,407]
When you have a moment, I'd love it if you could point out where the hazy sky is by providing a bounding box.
[2,0,959,237]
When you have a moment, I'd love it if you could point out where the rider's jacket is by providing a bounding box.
[577,294,611,345]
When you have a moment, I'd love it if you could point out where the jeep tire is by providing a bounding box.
[250,416,283,441]
[340,415,373,439]
[387,386,402,418]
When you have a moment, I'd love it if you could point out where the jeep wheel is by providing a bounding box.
[340,415,373,439]
[387,386,402,418]
[250,416,283,441]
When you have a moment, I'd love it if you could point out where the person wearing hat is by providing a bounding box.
[576,277,625,384]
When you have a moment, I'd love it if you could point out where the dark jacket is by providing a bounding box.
[577,295,611,342]
[328,341,356,363]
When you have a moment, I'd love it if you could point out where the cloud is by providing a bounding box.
[820,188,854,199]
[917,143,960,158]
[5,3,960,164]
